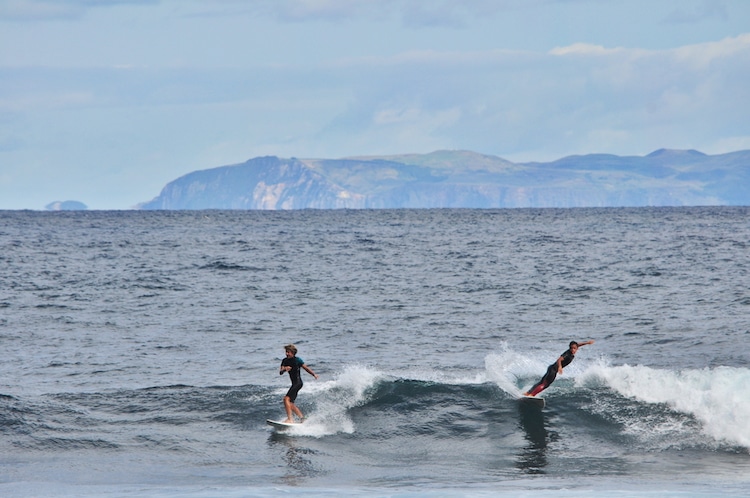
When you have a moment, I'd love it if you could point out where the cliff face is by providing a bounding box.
[138,156,366,210]
[138,149,750,210]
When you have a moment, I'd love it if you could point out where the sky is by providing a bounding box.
[1,0,749,209]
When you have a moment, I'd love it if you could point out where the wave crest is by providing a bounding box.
[580,363,750,449]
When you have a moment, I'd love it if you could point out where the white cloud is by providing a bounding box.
[308,33,750,159]
[3,33,749,160]
[549,43,624,56]
[673,32,750,68]
[707,135,750,154]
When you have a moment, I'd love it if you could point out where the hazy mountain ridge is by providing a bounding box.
[137,149,750,209]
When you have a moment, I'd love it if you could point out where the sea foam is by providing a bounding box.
[581,363,750,449]
[284,364,385,437]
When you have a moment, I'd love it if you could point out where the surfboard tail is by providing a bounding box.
[518,396,545,408]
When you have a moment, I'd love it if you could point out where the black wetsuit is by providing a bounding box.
[280,356,305,402]
[528,349,575,396]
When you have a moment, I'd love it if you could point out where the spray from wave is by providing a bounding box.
[280,365,385,437]
[275,363,490,436]
[580,363,750,449]
[484,342,565,397]
[483,343,750,451]
[277,346,750,452]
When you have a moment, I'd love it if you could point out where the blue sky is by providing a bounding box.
[1,0,749,209]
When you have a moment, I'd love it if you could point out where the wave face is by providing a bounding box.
[1,207,750,496]
[4,361,748,491]
[486,345,750,450]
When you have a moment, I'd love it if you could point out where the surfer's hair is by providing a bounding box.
[569,341,579,348]
[284,344,297,355]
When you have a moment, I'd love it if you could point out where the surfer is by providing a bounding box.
[523,340,595,397]
[279,344,319,423]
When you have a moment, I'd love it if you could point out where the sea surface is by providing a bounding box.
[1,207,749,497]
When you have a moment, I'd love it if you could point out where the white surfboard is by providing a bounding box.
[266,419,301,430]
[518,396,545,408]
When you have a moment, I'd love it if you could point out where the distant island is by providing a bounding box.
[137,149,750,210]
[45,200,88,211]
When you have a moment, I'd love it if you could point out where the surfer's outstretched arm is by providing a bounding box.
[302,364,319,380]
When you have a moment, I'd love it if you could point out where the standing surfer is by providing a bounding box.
[279,344,319,423]
[523,340,595,397]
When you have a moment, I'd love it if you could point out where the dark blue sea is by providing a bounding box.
[1,207,749,497]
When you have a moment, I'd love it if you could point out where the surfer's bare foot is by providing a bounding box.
[283,419,294,423]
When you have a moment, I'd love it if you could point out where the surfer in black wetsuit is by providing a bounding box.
[279,344,319,423]
[523,340,595,397]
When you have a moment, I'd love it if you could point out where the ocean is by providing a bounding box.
[1,207,749,497]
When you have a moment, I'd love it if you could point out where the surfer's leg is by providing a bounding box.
[524,379,542,396]
[284,382,304,422]
[291,403,304,420]
[283,396,294,423]
[524,376,548,396]
[528,381,548,397]
[525,366,557,396]
[534,366,558,395]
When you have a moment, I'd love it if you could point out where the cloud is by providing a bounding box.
[9,31,745,159]
[662,0,729,24]
[146,0,558,28]
[549,43,626,56]
[673,32,750,68]
[203,0,489,25]
[3,33,748,158]
[0,0,156,21]
[251,0,605,27]
[306,33,750,158]
[262,0,383,22]
[0,0,512,31]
